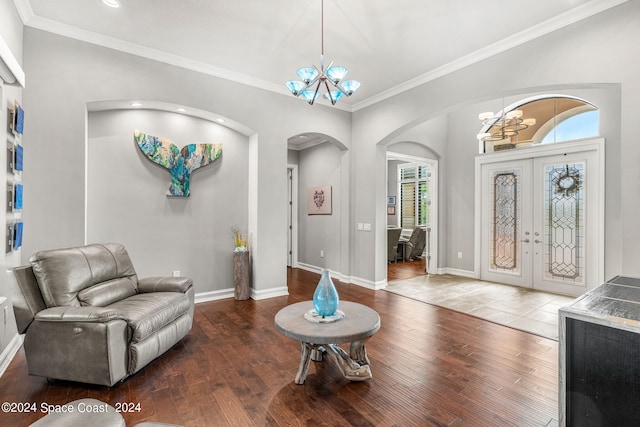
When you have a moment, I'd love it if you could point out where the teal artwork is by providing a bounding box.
[134,129,222,197]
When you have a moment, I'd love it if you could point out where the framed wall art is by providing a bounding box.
[10,101,24,136]
[307,185,332,215]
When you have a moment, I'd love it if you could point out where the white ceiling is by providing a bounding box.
[16,0,627,110]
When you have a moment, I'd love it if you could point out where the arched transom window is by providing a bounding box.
[478,96,599,152]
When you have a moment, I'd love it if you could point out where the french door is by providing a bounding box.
[479,143,602,296]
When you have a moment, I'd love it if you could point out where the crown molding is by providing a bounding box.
[0,33,25,86]
[19,4,353,112]
[23,14,289,94]
[12,0,34,25]
[351,0,630,112]
[19,0,628,113]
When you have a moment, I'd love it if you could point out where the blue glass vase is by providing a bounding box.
[313,269,339,317]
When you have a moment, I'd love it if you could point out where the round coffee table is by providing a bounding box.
[274,300,380,384]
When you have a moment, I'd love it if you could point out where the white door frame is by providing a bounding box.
[287,165,299,268]
[387,151,439,274]
[474,138,605,291]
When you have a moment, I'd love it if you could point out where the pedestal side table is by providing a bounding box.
[274,301,380,384]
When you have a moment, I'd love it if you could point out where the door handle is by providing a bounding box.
[521,239,530,243]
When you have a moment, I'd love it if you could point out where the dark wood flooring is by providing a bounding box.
[387,256,427,281]
[0,268,559,426]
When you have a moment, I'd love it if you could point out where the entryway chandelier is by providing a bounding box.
[285,0,361,106]
[476,109,536,142]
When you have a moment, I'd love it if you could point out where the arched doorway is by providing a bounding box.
[287,132,349,274]
[475,95,604,296]
[386,142,439,281]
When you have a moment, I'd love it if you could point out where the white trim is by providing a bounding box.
[387,151,434,164]
[287,165,299,269]
[194,288,234,304]
[251,286,289,300]
[297,263,387,290]
[390,153,438,274]
[12,0,34,25]
[351,0,630,111]
[22,15,287,96]
[0,33,25,87]
[195,284,291,303]
[17,0,628,112]
[350,276,388,291]
[0,334,23,378]
[83,105,89,244]
[298,263,350,284]
[248,134,259,293]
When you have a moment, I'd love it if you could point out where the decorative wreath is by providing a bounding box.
[554,165,582,197]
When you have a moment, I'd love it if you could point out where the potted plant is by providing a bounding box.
[232,226,248,252]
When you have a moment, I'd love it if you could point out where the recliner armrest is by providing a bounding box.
[35,306,125,322]
[137,276,193,294]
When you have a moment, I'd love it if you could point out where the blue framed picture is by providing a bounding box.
[13,221,23,250]
[15,144,23,171]
[14,183,23,210]
[14,103,24,135]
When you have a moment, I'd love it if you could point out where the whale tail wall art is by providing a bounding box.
[134,129,222,197]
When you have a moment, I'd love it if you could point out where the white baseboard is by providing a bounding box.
[349,276,388,290]
[198,264,477,302]
[297,262,323,275]
[195,288,235,303]
[251,286,289,300]
[0,333,23,378]
[196,284,289,303]
[297,263,387,290]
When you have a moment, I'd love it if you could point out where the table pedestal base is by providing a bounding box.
[295,340,372,384]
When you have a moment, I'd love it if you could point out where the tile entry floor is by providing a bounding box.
[385,274,577,340]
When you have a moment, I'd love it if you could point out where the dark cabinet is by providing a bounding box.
[559,276,640,426]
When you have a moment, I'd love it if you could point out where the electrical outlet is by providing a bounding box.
[172,270,180,277]
[457,252,463,259]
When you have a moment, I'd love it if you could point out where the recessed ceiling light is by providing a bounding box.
[215,118,225,123]
[130,102,142,107]
[176,108,186,112]
[102,0,120,8]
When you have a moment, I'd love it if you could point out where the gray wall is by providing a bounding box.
[13,0,640,296]
[22,27,352,297]
[0,0,23,355]
[444,87,621,274]
[297,142,345,272]
[353,1,636,283]
[87,109,248,294]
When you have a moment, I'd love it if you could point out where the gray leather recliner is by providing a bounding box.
[403,227,427,261]
[7,243,195,386]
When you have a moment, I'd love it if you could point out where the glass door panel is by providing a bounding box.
[481,159,532,288]
[533,151,598,296]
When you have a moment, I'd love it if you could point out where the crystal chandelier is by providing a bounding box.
[285,0,361,105]
[476,109,536,142]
